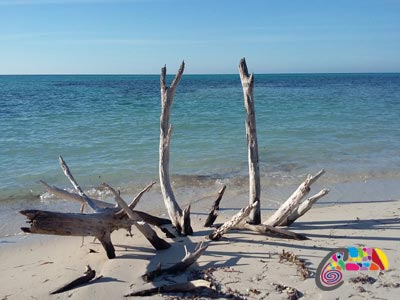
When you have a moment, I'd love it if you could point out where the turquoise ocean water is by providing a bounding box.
[1,73,400,235]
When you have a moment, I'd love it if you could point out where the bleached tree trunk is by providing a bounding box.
[239,58,261,224]
[159,61,193,236]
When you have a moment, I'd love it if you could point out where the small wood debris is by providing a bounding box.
[49,265,96,295]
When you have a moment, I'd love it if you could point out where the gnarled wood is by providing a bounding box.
[239,58,261,225]
[159,61,193,236]
[102,182,170,250]
[204,185,226,227]
[264,169,325,227]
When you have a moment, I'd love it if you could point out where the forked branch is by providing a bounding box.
[159,61,193,236]
[264,169,325,227]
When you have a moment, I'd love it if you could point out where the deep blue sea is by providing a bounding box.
[1,73,400,235]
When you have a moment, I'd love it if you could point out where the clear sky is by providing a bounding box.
[0,0,399,74]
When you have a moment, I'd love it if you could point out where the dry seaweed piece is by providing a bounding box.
[272,283,302,300]
[279,249,310,280]
[379,282,400,288]
[349,274,376,284]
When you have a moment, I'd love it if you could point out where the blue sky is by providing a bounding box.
[0,0,399,74]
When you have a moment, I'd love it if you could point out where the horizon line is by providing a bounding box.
[1,71,399,76]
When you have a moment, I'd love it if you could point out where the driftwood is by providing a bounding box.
[50,265,96,295]
[209,202,258,241]
[21,158,171,258]
[239,58,261,225]
[265,169,325,227]
[125,279,212,297]
[159,61,193,236]
[206,59,328,243]
[143,242,208,281]
[204,185,226,227]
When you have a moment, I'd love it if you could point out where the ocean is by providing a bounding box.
[1,73,400,236]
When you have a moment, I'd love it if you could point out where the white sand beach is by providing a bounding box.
[1,188,399,300]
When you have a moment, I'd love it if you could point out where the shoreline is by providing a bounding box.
[1,199,399,299]
[1,171,400,238]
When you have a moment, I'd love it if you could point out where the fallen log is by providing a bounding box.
[125,279,212,297]
[159,62,193,236]
[50,265,96,295]
[204,185,226,227]
[142,242,208,281]
[20,210,128,259]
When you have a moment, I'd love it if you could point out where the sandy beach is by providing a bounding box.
[1,184,399,300]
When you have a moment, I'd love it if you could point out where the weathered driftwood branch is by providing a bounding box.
[143,242,208,282]
[281,188,330,226]
[102,182,170,250]
[204,185,226,227]
[239,58,261,225]
[234,223,308,240]
[209,202,258,241]
[125,280,212,297]
[159,61,193,236]
[59,156,100,212]
[50,265,96,295]
[40,180,114,209]
[264,169,325,227]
